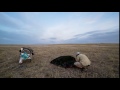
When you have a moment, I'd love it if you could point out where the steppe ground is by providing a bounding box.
[0,44,119,78]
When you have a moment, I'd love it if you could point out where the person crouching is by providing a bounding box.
[74,52,91,71]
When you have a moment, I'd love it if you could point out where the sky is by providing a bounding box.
[0,12,119,44]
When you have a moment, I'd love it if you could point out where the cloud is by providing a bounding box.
[0,29,44,44]
[0,13,25,29]
[0,12,119,44]
[62,28,119,44]
[41,12,119,42]
[0,12,45,39]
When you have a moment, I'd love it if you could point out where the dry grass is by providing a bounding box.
[0,44,119,78]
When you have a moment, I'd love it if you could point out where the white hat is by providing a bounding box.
[21,48,23,51]
[77,52,80,54]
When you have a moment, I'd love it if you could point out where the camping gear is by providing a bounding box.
[19,47,34,63]
[20,52,30,60]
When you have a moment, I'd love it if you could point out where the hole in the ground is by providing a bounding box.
[50,56,76,68]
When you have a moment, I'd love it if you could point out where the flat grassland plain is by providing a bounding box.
[0,44,119,78]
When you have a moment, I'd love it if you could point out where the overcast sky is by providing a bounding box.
[0,12,119,44]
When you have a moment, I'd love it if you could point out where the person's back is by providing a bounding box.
[74,52,91,71]
[77,54,91,66]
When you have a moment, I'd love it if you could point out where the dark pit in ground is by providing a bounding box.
[50,56,76,68]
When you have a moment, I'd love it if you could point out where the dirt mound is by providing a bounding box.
[50,56,76,68]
